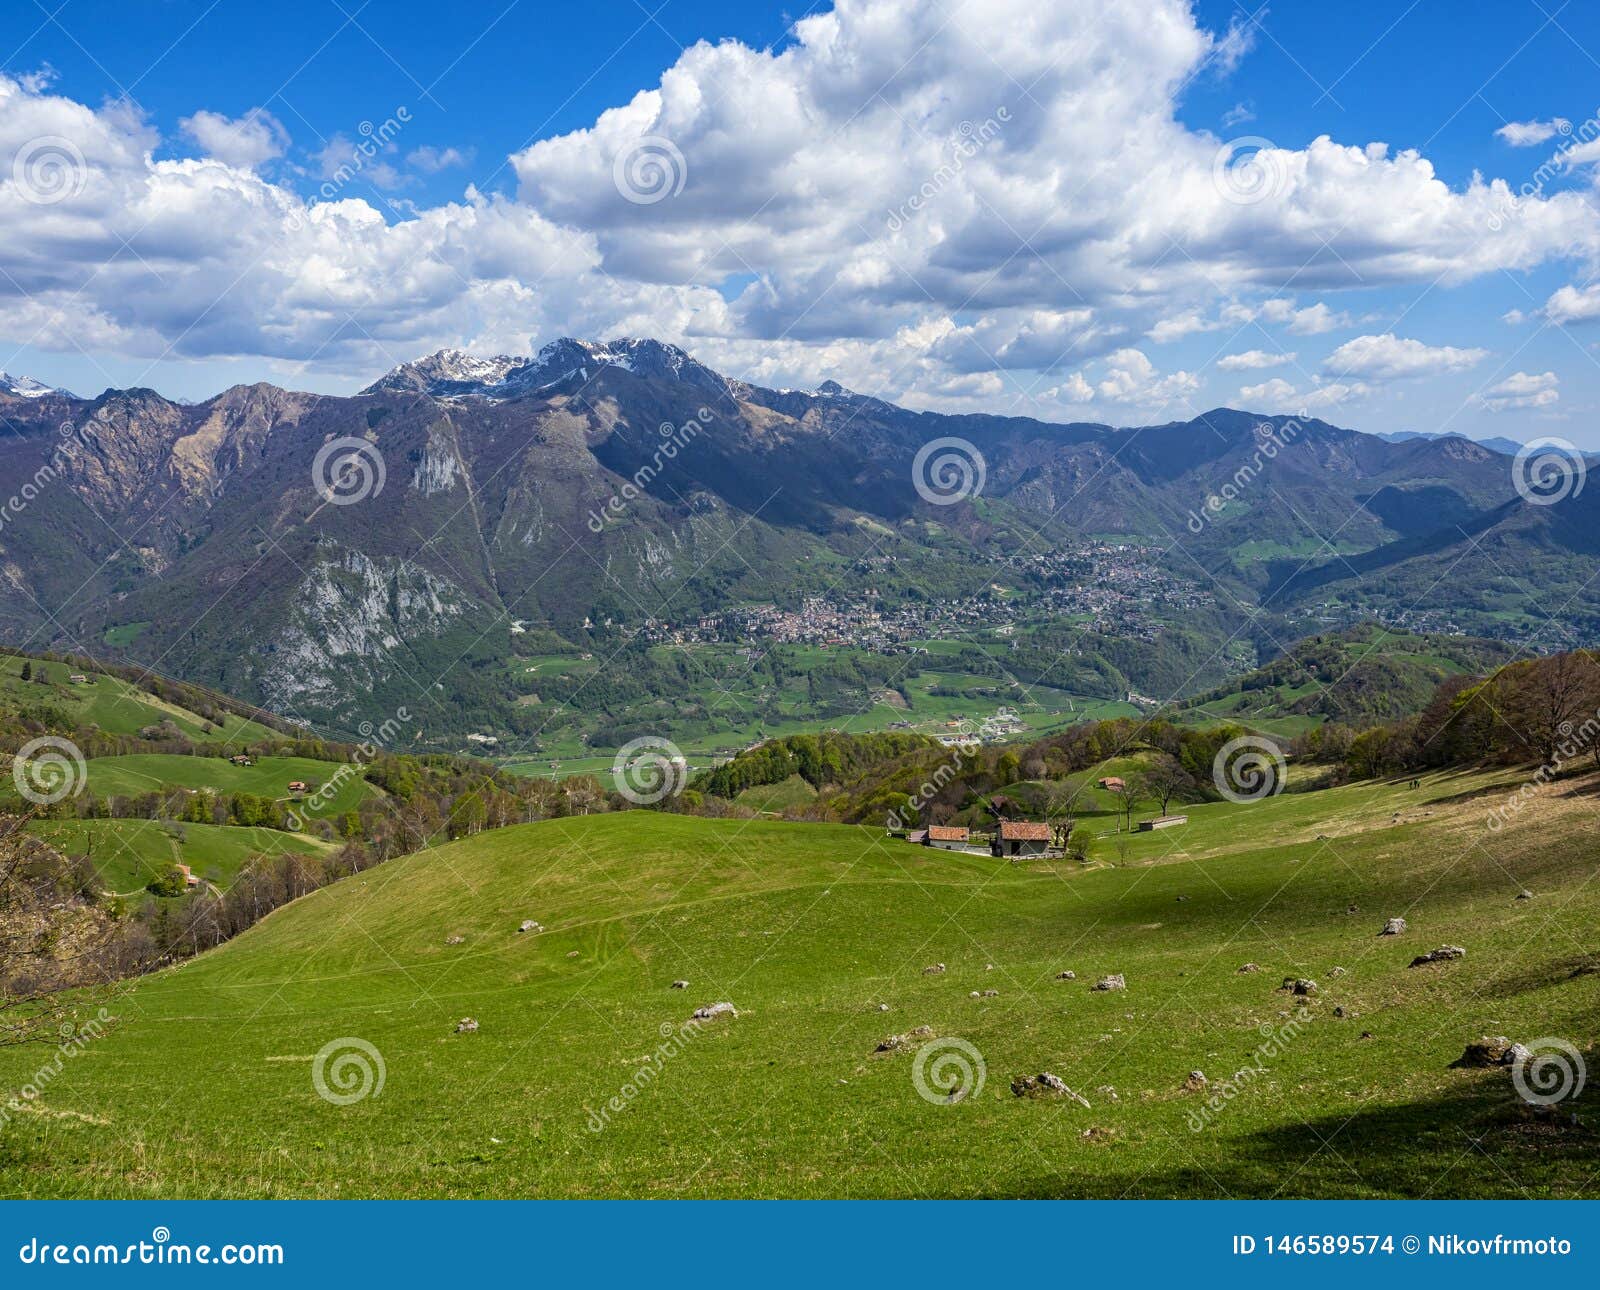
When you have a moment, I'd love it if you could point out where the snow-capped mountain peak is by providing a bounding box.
[361,337,733,401]
[0,370,73,399]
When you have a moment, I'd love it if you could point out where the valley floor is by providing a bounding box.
[1,768,1596,1198]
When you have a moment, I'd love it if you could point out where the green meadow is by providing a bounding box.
[1,767,1594,1199]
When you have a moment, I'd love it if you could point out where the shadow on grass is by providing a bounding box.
[995,1048,1599,1200]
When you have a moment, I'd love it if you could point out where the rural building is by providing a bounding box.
[68,673,89,684]
[1137,815,1188,831]
[230,754,254,766]
[905,829,928,844]
[286,780,309,793]
[1098,776,1126,792]
[992,821,1052,858]
[923,825,971,850]
[174,862,200,889]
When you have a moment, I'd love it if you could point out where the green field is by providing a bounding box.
[29,819,338,896]
[82,754,375,817]
[0,655,276,745]
[2,767,1594,1199]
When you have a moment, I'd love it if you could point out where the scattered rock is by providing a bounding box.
[1409,945,1466,968]
[878,1003,891,1011]
[875,1025,935,1053]
[1360,1031,1374,1040]
[1237,962,1261,974]
[1183,1070,1208,1092]
[1175,895,1189,902]
[1096,1084,1119,1101]
[980,988,998,997]
[1092,973,1126,992]
[691,1002,737,1022]
[1346,903,1359,914]
[1451,1036,1524,1068]
[1055,970,1076,980]
[1380,917,1407,936]
[1333,1006,1347,1019]
[670,980,690,990]
[1279,977,1317,996]
[922,963,946,976]
[1329,966,1346,978]
[518,920,543,934]
[1516,890,1534,901]
[444,935,465,946]
[985,963,995,971]
[566,950,579,958]
[455,1018,479,1033]
[1011,1073,1090,1106]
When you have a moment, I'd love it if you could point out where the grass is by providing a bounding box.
[1,766,1595,1199]
[0,655,276,745]
[82,754,375,817]
[28,819,337,896]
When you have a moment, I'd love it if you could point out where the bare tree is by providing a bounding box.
[1143,754,1195,818]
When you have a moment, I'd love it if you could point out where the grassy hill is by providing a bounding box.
[3,767,1594,1199]
[0,653,279,744]
[28,818,338,896]
[81,754,376,817]
[1176,624,1514,731]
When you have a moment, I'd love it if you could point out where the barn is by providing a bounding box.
[923,825,971,851]
[992,821,1052,858]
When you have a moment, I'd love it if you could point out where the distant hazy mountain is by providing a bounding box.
[1373,429,1524,457]
[0,338,1587,742]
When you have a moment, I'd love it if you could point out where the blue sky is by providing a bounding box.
[4,0,1600,444]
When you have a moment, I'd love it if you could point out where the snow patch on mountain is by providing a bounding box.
[0,371,74,399]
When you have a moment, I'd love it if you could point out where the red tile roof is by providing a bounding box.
[926,825,970,841]
[997,821,1052,841]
